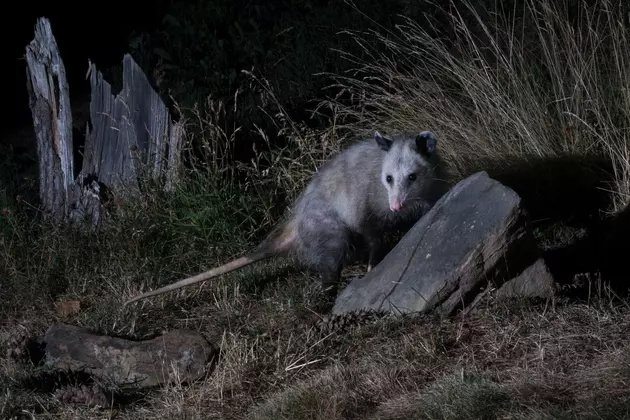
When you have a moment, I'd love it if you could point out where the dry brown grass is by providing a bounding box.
[322,0,630,213]
[7,282,630,419]
[244,297,630,420]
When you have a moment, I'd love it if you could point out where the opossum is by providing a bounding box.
[124,130,448,305]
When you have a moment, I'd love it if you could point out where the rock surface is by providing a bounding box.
[495,258,556,299]
[333,171,552,315]
[44,324,215,389]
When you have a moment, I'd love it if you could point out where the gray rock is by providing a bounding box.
[333,171,550,315]
[495,258,556,299]
[44,324,215,389]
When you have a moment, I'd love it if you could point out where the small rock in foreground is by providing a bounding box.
[44,323,216,389]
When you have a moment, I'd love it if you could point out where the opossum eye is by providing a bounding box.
[408,173,417,181]
[386,175,393,184]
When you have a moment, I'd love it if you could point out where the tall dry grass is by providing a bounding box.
[322,0,630,212]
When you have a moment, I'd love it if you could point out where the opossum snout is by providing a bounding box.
[389,198,403,212]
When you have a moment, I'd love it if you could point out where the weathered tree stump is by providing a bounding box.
[25,17,74,220]
[25,17,184,227]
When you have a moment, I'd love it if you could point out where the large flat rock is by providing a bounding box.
[333,171,547,315]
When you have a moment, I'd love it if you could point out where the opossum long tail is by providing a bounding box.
[124,220,296,305]
[123,253,269,305]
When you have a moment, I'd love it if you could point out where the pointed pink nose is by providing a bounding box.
[390,200,402,212]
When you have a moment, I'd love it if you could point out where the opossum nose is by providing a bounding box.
[390,200,402,212]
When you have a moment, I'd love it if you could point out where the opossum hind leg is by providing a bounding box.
[295,214,350,298]
[313,235,348,297]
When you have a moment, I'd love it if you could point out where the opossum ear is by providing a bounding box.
[416,131,437,157]
[375,131,393,151]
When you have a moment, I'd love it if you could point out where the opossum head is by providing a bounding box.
[375,130,438,213]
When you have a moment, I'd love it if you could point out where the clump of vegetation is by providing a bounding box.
[2,0,630,418]
[325,0,630,213]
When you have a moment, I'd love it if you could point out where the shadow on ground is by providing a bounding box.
[480,153,628,297]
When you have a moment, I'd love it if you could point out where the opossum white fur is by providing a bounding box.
[124,131,448,305]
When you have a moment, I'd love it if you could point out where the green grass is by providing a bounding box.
[2,0,630,418]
